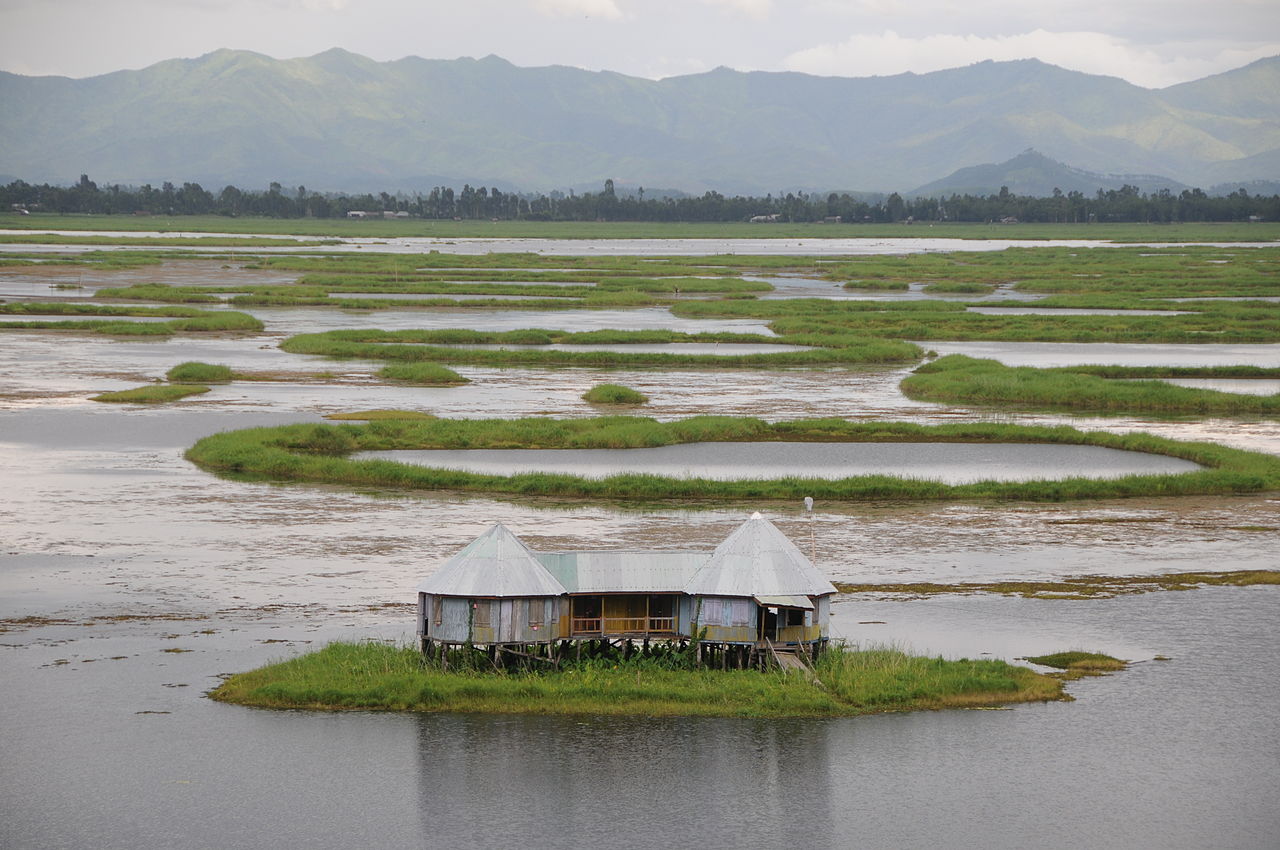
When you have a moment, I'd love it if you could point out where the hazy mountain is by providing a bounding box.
[910,150,1188,197]
[1,49,1277,194]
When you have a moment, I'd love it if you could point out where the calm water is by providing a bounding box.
[2,584,1276,850]
[1160,377,1280,396]
[359,441,1202,484]
[2,243,1279,849]
[923,341,1280,368]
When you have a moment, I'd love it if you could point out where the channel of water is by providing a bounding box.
[2,243,1277,849]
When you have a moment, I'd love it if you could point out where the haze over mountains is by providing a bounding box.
[1,48,1277,196]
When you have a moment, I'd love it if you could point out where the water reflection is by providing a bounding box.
[361,441,1202,484]
[414,713,835,848]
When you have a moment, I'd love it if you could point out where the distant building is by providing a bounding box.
[749,214,781,223]
[416,514,836,667]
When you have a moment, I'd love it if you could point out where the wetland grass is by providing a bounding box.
[0,303,263,336]
[5,213,1276,241]
[582,383,649,405]
[166,362,234,383]
[901,355,1280,415]
[208,640,1067,718]
[184,416,1280,504]
[378,363,469,386]
[279,329,922,368]
[92,384,211,404]
[1024,651,1127,675]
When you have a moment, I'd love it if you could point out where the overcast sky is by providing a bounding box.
[2,0,1277,88]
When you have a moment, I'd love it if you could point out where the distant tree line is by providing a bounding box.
[3,174,1277,224]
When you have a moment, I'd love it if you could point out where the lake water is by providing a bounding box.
[2,241,1279,848]
[358,441,1202,484]
[1159,378,1280,396]
[922,341,1280,368]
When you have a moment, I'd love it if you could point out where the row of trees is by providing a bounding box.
[3,175,1276,224]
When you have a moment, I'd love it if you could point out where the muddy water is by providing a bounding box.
[360,441,1201,484]
[2,249,1279,848]
[924,341,1280,368]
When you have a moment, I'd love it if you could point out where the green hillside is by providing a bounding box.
[2,50,1277,193]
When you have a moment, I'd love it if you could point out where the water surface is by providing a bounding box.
[359,441,1201,484]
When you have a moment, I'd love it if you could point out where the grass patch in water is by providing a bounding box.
[166,361,234,383]
[0,303,262,336]
[901,355,1280,415]
[1024,651,1127,674]
[280,329,921,368]
[208,641,1067,718]
[378,363,469,386]
[184,416,1280,504]
[92,384,211,404]
[583,383,649,405]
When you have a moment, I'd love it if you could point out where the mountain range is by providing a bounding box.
[1,49,1277,195]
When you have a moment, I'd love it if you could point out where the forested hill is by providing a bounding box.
[2,49,1278,193]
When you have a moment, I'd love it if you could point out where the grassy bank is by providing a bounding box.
[583,383,648,404]
[184,416,1280,504]
[834,569,1280,599]
[92,384,211,404]
[208,641,1067,718]
[278,329,922,368]
[5,213,1277,242]
[0,303,263,336]
[379,363,469,386]
[901,355,1280,415]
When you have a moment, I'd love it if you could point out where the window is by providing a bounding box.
[432,596,442,626]
[529,598,544,628]
[472,600,491,627]
[730,600,750,627]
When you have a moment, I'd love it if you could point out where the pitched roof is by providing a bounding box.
[536,551,707,593]
[416,523,567,598]
[683,513,837,598]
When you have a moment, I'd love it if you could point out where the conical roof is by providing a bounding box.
[683,513,837,598]
[417,524,567,598]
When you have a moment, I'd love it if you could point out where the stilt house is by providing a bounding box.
[416,513,836,661]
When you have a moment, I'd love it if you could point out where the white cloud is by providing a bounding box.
[781,29,1280,88]
[531,0,622,18]
[698,0,772,19]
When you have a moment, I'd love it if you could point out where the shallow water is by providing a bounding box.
[924,341,1280,368]
[2,242,1279,849]
[966,306,1190,316]
[360,441,1202,484]
[756,276,1045,302]
[1159,377,1280,396]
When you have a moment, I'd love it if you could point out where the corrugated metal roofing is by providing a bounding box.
[416,523,567,598]
[537,551,707,593]
[684,513,838,598]
[419,515,836,600]
[754,595,815,610]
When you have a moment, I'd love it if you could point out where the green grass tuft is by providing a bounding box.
[92,384,211,404]
[582,383,649,405]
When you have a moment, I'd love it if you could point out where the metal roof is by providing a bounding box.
[754,595,815,610]
[419,515,836,599]
[683,513,838,598]
[537,551,707,593]
[416,523,567,598]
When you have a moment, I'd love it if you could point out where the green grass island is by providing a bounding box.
[185,416,1280,504]
[209,640,1114,718]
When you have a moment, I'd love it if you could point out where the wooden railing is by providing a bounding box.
[571,617,676,635]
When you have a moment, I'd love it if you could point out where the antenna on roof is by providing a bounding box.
[804,496,815,563]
